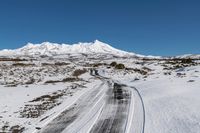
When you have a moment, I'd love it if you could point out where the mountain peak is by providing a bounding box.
[0,40,137,57]
[93,39,105,44]
[92,40,111,47]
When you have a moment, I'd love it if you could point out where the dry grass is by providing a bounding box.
[1,124,24,133]
[45,77,79,84]
[72,69,87,77]
[12,63,35,67]
[19,85,82,118]
[20,90,66,118]
[0,58,27,62]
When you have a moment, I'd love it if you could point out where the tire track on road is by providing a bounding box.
[39,82,106,133]
[89,83,131,133]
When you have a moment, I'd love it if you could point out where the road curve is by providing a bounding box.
[37,77,145,133]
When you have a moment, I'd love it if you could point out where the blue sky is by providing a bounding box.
[0,0,200,56]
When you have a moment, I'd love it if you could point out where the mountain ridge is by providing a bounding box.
[0,40,143,57]
[0,40,199,59]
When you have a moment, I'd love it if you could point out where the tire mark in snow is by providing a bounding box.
[38,71,145,133]
[89,83,131,133]
[39,82,106,133]
[130,86,145,133]
[62,89,106,133]
[91,75,145,133]
[111,81,145,133]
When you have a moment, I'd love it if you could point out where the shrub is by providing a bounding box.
[41,63,53,66]
[110,62,117,67]
[62,78,78,82]
[45,78,78,84]
[115,63,125,69]
[181,58,193,64]
[55,62,70,66]
[72,69,87,77]
[0,58,27,62]
[12,63,35,67]
[93,63,106,67]
[133,68,148,75]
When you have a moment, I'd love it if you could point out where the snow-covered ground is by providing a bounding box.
[0,46,199,133]
[133,65,200,133]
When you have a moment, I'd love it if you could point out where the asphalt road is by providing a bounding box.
[38,78,145,133]
[89,83,131,133]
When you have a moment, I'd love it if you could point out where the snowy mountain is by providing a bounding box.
[0,41,199,132]
[3,40,199,59]
[0,40,142,57]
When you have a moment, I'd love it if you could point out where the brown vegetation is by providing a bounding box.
[72,69,87,77]
[115,63,125,69]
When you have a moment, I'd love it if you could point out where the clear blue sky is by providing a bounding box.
[0,0,200,56]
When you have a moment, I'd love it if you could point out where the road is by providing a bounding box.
[38,77,145,133]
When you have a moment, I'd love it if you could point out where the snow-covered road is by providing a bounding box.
[37,77,144,133]
[89,82,131,133]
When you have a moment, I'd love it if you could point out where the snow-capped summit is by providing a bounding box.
[0,40,139,57]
